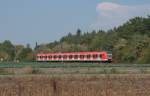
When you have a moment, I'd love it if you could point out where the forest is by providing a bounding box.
[0,16,150,63]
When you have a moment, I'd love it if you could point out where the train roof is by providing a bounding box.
[37,51,107,56]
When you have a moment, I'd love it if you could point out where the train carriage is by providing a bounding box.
[36,51,112,62]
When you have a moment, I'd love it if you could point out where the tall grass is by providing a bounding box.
[0,75,149,96]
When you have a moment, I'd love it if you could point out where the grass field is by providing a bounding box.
[0,74,150,96]
[0,62,150,68]
[0,62,150,75]
[0,62,150,96]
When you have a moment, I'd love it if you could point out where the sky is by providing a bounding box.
[0,0,150,47]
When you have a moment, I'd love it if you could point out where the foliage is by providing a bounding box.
[0,16,150,63]
[0,40,15,61]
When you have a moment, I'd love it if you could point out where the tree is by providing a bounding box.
[18,47,33,61]
[14,45,24,62]
[76,29,82,37]
[0,51,9,61]
[1,40,15,61]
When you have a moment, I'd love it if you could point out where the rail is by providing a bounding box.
[0,62,149,68]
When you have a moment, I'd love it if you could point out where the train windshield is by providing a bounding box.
[107,54,112,58]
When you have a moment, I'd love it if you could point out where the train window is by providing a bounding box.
[99,54,102,58]
[87,55,91,59]
[58,55,62,59]
[69,55,73,59]
[93,54,98,58]
[48,56,52,59]
[74,55,78,59]
[80,55,84,59]
[44,56,47,58]
[63,55,67,59]
[107,54,112,58]
[53,56,57,59]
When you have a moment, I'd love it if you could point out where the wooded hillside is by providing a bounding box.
[0,16,150,63]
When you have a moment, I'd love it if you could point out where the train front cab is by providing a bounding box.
[107,53,112,63]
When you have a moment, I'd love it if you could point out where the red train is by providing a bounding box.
[36,51,112,62]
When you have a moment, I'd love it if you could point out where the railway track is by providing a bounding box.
[0,62,149,68]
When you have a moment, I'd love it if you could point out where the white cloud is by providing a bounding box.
[90,2,150,30]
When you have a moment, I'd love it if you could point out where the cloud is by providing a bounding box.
[90,2,150,30]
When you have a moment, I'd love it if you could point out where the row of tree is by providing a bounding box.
[0,16,150,63]
[0,41,34,62]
